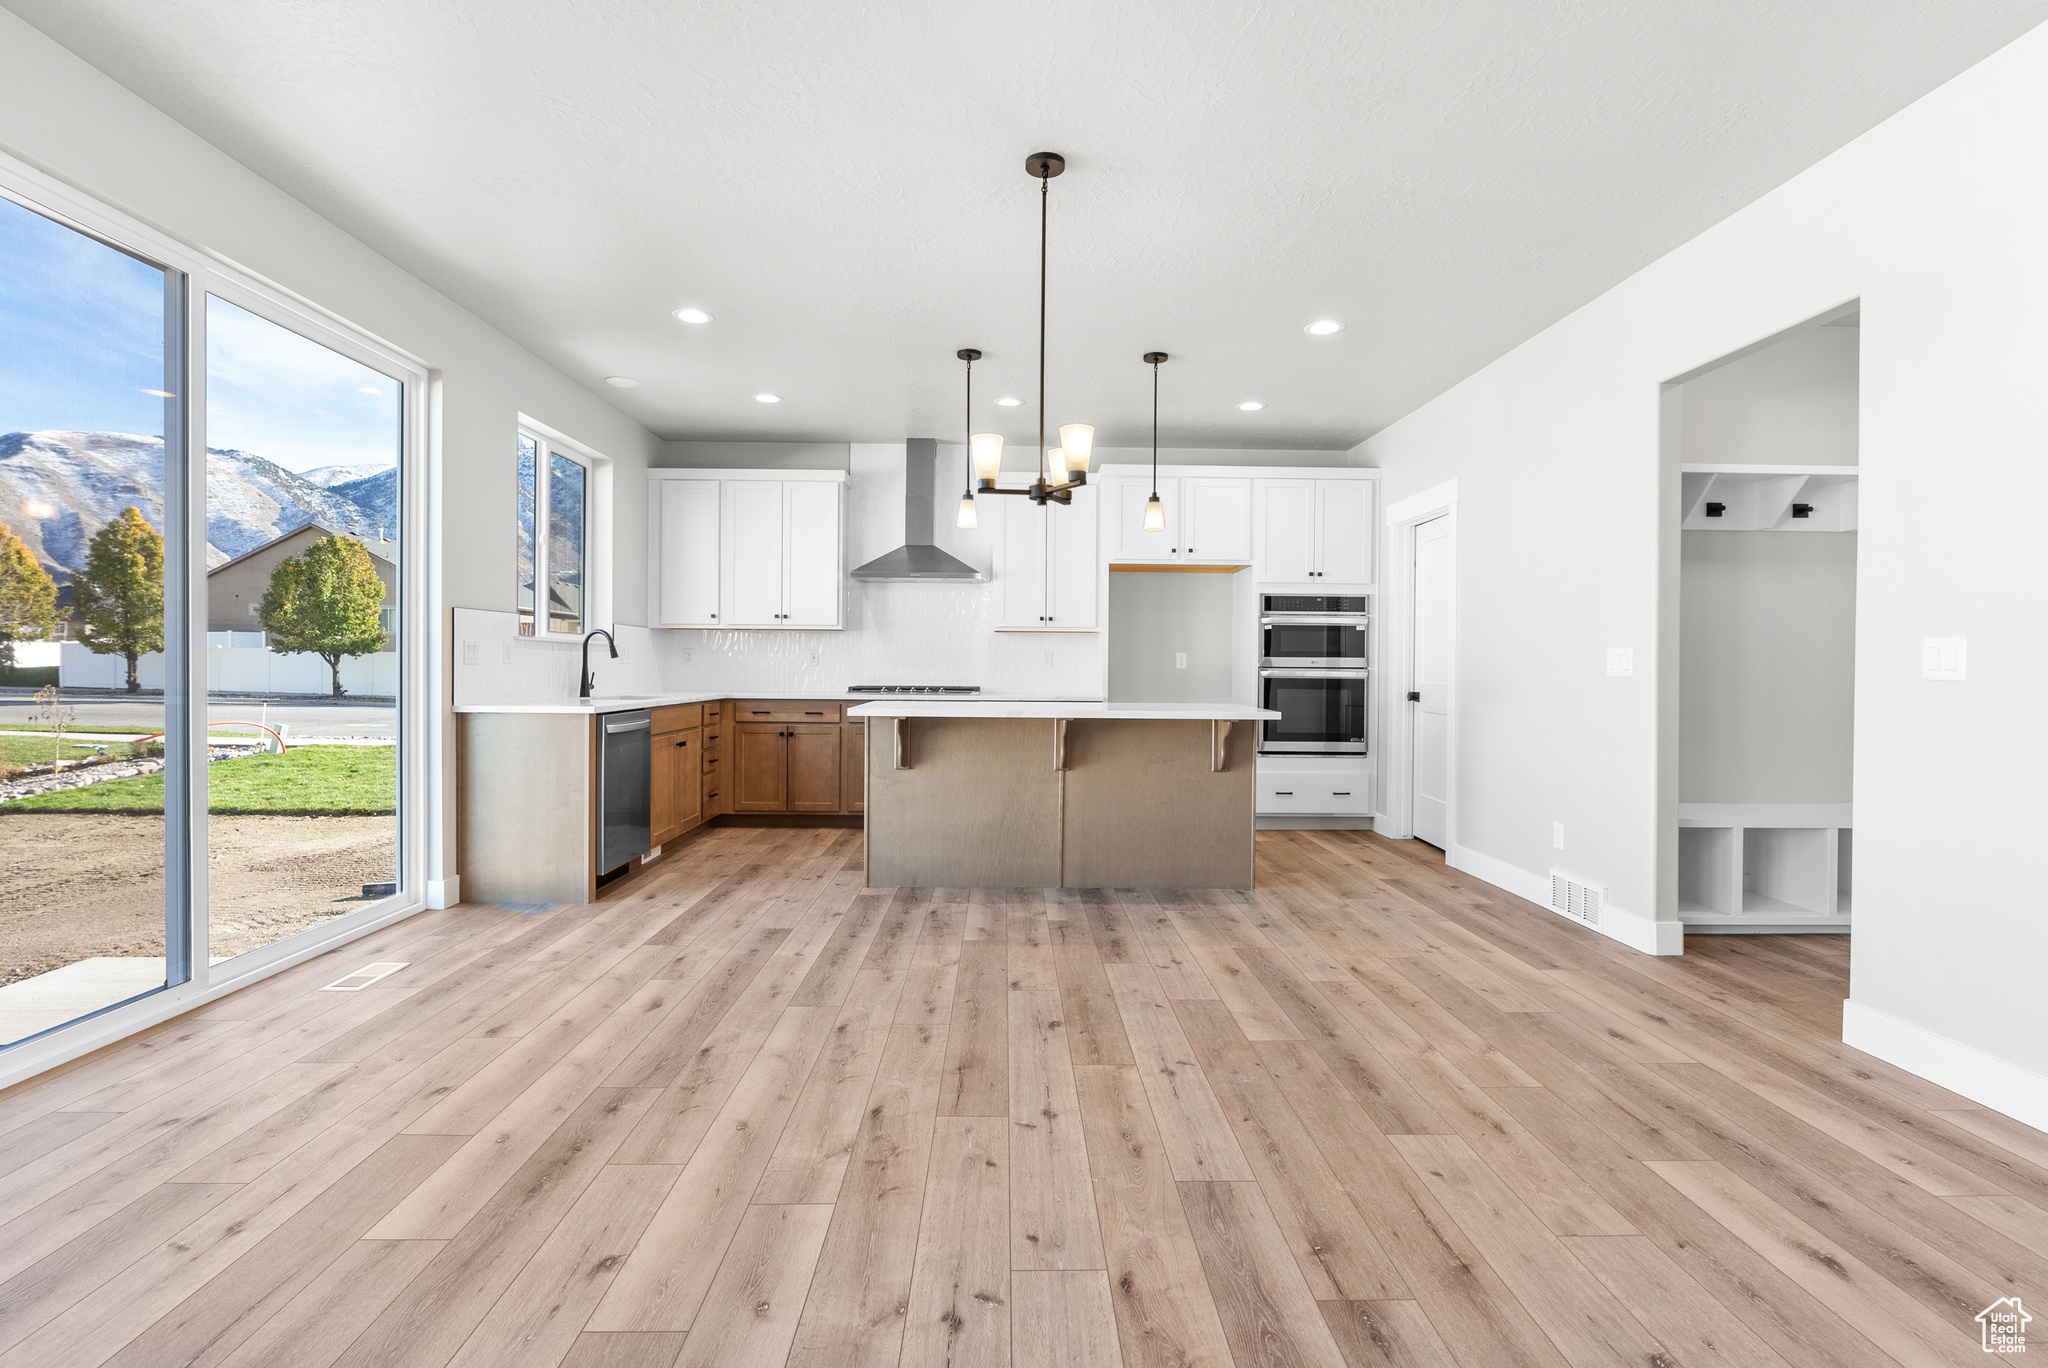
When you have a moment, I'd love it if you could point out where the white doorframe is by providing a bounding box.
[1379,480,1459,845]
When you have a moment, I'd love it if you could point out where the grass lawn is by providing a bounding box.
[1,745,396,815]
[0,733,142,769]
[0,723,160,735]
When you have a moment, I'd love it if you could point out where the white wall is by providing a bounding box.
[1681,324,1860,465]
[1679,532,1857,803]
[647,444,1106,697]
[1108,574,1237,703]
[0,9,661,890]
[1355,28,2048,1120]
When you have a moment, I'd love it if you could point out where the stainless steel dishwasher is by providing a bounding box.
[598,710,652,874]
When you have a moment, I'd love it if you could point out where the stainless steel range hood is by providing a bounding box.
[849,438,983,582]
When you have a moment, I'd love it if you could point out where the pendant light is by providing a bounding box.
[956,348,981,528]
[972,152,1092,509]
[1143,352,1168,530]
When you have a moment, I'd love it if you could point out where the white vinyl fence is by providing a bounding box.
[60,639,398,696]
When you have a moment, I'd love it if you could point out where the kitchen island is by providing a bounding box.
[847,701,1279,890]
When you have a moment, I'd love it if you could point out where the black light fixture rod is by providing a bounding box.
[957,347,981,497]
[1037,165,1048,493]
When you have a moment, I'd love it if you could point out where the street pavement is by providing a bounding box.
[0,692,396,741]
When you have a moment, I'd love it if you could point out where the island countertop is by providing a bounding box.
[454,691,1108,715]
[846,700,1277,720]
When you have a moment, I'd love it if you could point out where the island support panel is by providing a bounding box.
[864,718,1062,887]
[1061,719,1255,888]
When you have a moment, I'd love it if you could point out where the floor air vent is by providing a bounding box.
[1548,872,1603,927]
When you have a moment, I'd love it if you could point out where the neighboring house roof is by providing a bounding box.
[206,522,396,579]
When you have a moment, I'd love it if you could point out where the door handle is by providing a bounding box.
[1407,691,1421,702]
[675,739,687,747]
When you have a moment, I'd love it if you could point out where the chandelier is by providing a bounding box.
[963,153,1093,515]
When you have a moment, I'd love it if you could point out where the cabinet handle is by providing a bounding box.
[752,710,769,715]
[707,757,718,765]
[1332,791,1350,796]
[675,739,687,748]
[1275,790,1294,796]
[805,711,824,715]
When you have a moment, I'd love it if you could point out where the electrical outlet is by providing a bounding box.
[810,649,821,666]
[683,648,693,663]
[1043,651,1054,667]
[1606,647,1633,677]
[462,640,478,666]
[501,642,512,665]
[1553,822,1565,850]
[1176,652,1188,669]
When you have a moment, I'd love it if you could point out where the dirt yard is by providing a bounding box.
[0,812,397,985]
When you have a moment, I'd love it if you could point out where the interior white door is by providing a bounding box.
[658,478,720,626]
[1316,481,1374,583]
[997,495,1049,628]
[725,480,786,625]
[1045,484,1098,629]
[781,481,842,626]
[1255,479,1315,580]
[1114,478,1177,560]
[1411,514,1452,848]
[1183,477,1252,561]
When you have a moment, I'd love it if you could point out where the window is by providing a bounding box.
[517,428,591,636]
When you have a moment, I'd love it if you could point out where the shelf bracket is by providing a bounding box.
[1053,718,1069,771]
[891,717,908,770]
[1212,719,1232,772]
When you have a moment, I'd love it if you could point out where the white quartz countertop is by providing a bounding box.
[845,701,1279,720]
[453,692,1108,715]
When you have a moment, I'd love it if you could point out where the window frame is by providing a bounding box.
[0,148,436,1090]
[516,419,608,641]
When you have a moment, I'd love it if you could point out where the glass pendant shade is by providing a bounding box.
[1047,447,1070,481]
[1059,423,1094,471]
[1143,493,1166,531]
[956,494,978,529]
[971,432,1004,483]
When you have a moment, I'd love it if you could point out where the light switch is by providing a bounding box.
[462,640,478,666]
[1176,653,1188,669]
[1553,822,1565,849]
[1606,647,1634,677]
[1922,637,1967,680]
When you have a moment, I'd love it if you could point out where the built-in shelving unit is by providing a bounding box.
[1677,802,1851,932]
[1680,464,1858,531]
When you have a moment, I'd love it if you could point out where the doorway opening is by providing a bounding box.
[1665,305,1858,956]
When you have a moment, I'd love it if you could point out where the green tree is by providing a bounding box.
[74,506,164,693]
[259,534,388,698]
[0,519,58,670]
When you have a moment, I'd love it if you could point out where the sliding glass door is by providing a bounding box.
[0,158,425,1067]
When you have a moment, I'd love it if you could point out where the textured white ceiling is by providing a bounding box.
[12,1,2041,449]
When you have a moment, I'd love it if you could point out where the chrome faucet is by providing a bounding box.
[579,628,617,698]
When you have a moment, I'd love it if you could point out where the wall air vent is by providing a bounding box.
[1548,871,1603,927]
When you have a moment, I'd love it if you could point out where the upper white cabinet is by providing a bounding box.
[649,470,845,629]
[653,477,721,626]
[995,484,1098,631]
[1255,477,1375,586]
[1109,476,1251,564]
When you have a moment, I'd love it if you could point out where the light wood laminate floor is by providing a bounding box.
[2,826,2043,1368]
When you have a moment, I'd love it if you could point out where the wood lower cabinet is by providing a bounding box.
[788,723,842,813]
[735,722,791,812]
[651,724,702,846]
[842,719,864,814]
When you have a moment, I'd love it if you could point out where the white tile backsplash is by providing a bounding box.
[452,607,663,704]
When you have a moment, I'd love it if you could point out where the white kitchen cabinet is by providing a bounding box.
[653,478,721,626]
[995,484,1098,631]
[651,470,845,630]
[1255,477,1374,585]
[1109,476,1249,564]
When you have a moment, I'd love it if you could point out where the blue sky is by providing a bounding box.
[1,194,399,474]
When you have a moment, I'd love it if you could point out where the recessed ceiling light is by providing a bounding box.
[605,376,640,388]
[1237,400,1264,411]
[754,393,782,404]
[673,307,712,324]
[1305,319,1345,336]
[996,396,1021,407]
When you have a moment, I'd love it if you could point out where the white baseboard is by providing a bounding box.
[1842,999,2048,1132]
[1449,844,1682,956]
[427,876,461,910]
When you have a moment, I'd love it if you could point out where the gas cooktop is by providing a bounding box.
[846,685,981,695]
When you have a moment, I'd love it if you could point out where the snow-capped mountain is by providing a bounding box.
[299,462,394,489]
[0,431,398,579]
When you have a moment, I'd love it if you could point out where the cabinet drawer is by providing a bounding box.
[701,747,724,778]
[1257,778,1370,815]
[731,700,842,723]
[653,703,703,734]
